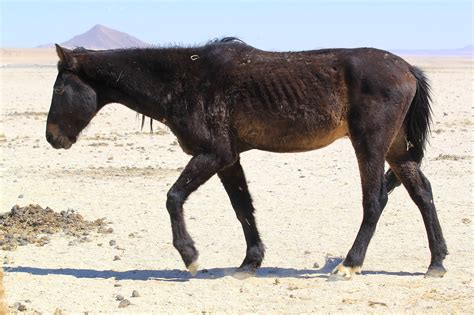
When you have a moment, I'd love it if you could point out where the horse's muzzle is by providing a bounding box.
[46,123,76,149]
[46,131,75,150]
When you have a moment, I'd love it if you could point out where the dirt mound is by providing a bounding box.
[0,204,111,251]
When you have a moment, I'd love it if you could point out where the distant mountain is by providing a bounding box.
[36,42,55,48]
[38,24,149,50]
[391,45,473,56]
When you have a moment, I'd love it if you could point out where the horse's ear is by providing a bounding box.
[55,44,71,63]
[55,44,78,70]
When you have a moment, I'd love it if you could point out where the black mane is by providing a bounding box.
[210,37,246,45]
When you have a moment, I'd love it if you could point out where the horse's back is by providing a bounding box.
[219,46,415,153]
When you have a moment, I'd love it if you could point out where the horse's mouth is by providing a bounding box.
[47,135,76,150]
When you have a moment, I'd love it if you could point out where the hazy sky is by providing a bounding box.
[1,0,472,50]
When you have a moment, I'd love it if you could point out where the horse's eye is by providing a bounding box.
[54,88,64,95]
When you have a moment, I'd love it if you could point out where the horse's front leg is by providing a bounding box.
[218,159,265,279]
[166,152,235,275]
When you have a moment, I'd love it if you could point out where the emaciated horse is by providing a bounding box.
[46,38,447,280]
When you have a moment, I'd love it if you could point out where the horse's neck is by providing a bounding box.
[86,49,194,121]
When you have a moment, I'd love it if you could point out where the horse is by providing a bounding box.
[46,38,448,280]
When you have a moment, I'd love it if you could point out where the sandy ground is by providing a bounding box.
[0,49,473,313]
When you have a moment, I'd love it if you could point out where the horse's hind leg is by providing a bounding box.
[218,159,265,278]
[329,103,395,280]
[386,138,448,277]
[329,144,388,280]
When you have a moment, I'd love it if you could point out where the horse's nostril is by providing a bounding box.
[46,132,53,143]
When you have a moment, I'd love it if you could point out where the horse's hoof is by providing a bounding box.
[233,270,254,280]
[187,261,199,276]
[425,265,446,278]
[327,263,361,282]
[327,273,350,282]
[233,265,257,280]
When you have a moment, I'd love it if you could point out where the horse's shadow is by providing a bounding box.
[4,257,423,282]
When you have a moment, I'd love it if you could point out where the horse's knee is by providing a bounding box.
[166,190,184,216]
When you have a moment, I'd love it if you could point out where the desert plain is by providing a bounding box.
[0,48,473,313]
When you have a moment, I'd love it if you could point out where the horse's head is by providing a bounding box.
[46,45,98,149]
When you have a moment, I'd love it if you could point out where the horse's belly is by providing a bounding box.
[236,118,349,153]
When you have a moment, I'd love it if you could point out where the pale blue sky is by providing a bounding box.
[1,0,472,50]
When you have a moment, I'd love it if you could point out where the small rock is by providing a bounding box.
[98,227,113,234]
[304,250,311,255]
[18,194,24,199]
[313,262,320,269]
[116,294,124,301]
[113,255,121,261]
[118,299,130,308]
[17,303,27,311]
[3,256,13,264]
[24,299,31,303]
[274,278,280,285]
[131,290,140,297]
[79,237,91,243]
[462,218,471,225]
[114,283,122,287]
[109,240,116,246]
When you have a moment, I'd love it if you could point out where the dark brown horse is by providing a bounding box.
[46,38,447,280]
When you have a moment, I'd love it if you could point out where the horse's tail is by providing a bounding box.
[406,66,433,163]
[385,65,433,194]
